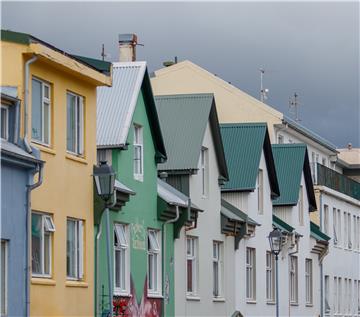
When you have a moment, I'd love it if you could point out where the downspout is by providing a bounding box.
[162,205,180,314]
[288,235,300,317]
[24,55,38,153]
[14,99,21,145]
[25,163,43,317]
[319,193,324,317]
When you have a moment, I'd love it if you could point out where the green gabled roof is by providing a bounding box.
[272,144,317,211]
[310,221,330,242]
[155,94,228,180]
[220,123,280,197]
[221,199,259,226]
[273,214,294,233]
[1,29,111,74]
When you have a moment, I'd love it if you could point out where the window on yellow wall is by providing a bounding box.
[66,92,84,156]
[66,218,84,280]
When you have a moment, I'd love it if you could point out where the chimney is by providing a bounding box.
[118,34,137,62]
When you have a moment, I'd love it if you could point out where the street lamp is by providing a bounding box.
[93,161,116,317]
[268,228,283,317]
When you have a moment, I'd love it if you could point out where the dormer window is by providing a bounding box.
[201,147,209,197]
[133,124,143,181]
[1,105,9,140]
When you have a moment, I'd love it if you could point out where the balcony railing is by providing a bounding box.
[317,163,360,201]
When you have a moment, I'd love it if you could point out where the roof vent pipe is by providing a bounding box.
[118,34,138,62]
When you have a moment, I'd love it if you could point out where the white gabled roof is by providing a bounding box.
[97,61,147,147]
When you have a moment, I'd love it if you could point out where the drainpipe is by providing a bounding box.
[25,163,43,317]
[288,235,300,317]
[14,99,21,145]
[319,193,324,317]
[24,55,38,153]
[162,205,180,313]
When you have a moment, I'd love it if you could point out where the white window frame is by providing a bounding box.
[358,280,360,315]
[114,223,130,296]
[246,247,256,301]
[338,277,342,314]
[334,277,338,313]
[1,105,9,140]
[200,147,208,197]
[333,208,338,246]
[324,275,330,315]
[186,236,198,297]
[133,124,144,181]
[290,256,298,304]
[1,240,8,316]
[31,78,51,145]
[66,92,84,156]
[324,204,329,235]
[305,258,313,305]
[347,213,352,249]
[299,185,304,225]
[337,209,342,246]
[31,212,55,278]
[212,241,223,298]
[257,169,264,214]
[266,251,275,303]
[66,218,84,280]
[147,229,161,296]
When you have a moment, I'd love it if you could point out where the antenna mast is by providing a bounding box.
[289,92,301,122]
[101,44,106,61]
[259,68,269,102]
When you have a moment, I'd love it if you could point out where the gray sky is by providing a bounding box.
[2,1,359,147]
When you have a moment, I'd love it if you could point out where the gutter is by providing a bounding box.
[25,162,43,317]
[24,55,38,153]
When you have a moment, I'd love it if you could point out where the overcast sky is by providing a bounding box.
[2,1,359,147]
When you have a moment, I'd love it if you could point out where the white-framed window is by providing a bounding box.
[289,256,298,304]
[298,185,304,225]
[333,208,338,245]
[311,152,316,183]
[257,169,264,214]
[31,78,51,145]
[200,147,209,197]
[246,247,256,301]
[31,212,55,277]
[324,275,330,315]
[66,92,84,156]
[266,251,275,302]
[357,280,360,315]
[114,223,130,295]
[133,124,143,181]
[66,218,84,280]
[305,259,313,305]
[324,204,329,235]
[1,105,9,140]
[357,217,360,251]
[212,241,223,298]
[338,277,342,314]
[147,229,161,296]
[347,213,352,249]
[186,236,198,296]
[1,240,8,316]
[354,216,358,251]
[334,277,338,313]
[277,134,284,144]
[337,209,342,246]
[97,149,112,165]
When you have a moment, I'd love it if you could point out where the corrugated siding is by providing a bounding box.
[220,123,267,191]
[272,144,306,206]
[155,94,213,171]
[273,206,292,224]
[221,192,248,212]
[97,62,146,147]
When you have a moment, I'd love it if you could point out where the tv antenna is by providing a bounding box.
[289,92,301,122]
[101,44,108,61]
[259,68,269,102]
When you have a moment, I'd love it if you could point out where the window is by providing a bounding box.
[257,169,263,214]
[246,247,256,301]
[322,157,327,166]
[289,256,298,304]
[278,134,284,144]
[338,277,342,314]
[311,152,316,183]
[97,149,112,165]
[357,217,360,251]
[133,124,143,181]
[266,251,275,302]
[32,212,55,277]
[324,275,330,314]
[337,209,342,245]
[186,236,198,296]
[114,224,130,295]
[200,147,209,197]
[213,241,223,298]
[324,204,329,235]
[305,259,313,305]
[66,92,84,155]
[334,277,338,313]
[358,280,360,314]
[66,218,84,280]
[1,240,7,316]
[1,105,9,140]
[354,216,358,251]
[333,208,338,245]
[347,213,352,249]
[147,229,161,295]
[32,78,51,145]
[298,186,304,225]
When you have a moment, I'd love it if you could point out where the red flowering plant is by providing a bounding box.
[113,297,129,317]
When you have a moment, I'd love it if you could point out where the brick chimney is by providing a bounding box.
[118,34,137,62]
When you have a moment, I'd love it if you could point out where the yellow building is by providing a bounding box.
[1,30,111,316]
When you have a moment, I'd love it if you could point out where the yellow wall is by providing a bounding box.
[151,60,283,142]
[1,41,106,316]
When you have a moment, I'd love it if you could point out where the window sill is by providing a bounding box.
[147,294,163,299]
[65,280,88,288]
[290,302,299,306]
[32,141,56,156]
[66,153,87,165]
[266,301,276,305]
[31,277,56,286]
[186,295,201,301]
[306,303,313,307]
[213,297,225,302]
[134,174,144,182]
[246,300,257,304]
[114,293,132,298]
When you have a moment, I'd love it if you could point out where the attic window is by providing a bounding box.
[1,105,9,140]
[133,124,143,181]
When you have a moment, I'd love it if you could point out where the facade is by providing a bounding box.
[1,30,111,316]
[155,93,232,317]
[220,123,281,316]
[1,89,43,316]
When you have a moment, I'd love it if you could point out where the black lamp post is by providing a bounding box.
[93,161,116,317]
[268,228,283,317]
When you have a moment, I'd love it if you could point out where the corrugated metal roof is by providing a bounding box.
[273,214,294,233]
[220,123,279,197]
[1,139,42,164]
[97,62,146,147]
[221,199,258,225]
[155,94,214,171]
[114,179,135,195]
[310,221,330,242]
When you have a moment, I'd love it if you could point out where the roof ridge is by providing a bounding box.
[272,143,307,148]
[220,122,267,128]
[155,93,214,99]
[112,61,147,68]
